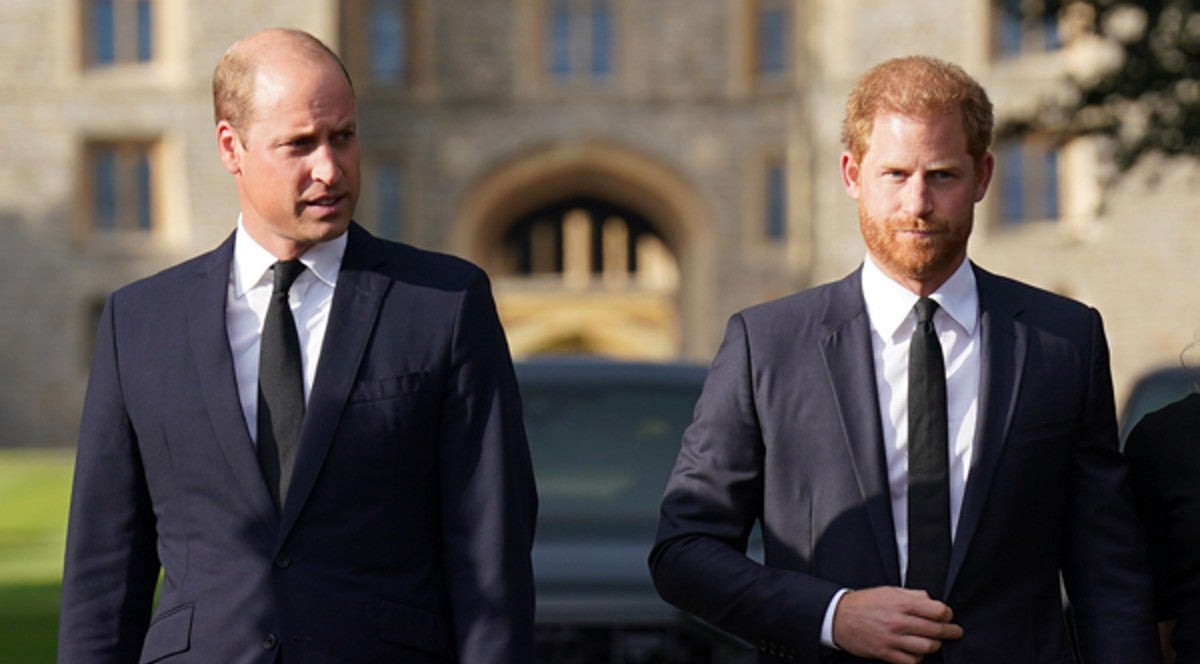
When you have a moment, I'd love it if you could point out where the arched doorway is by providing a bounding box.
[500,197,677,289]
[454,141,713,360]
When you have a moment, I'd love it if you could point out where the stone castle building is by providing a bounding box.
[1,0,1197,446]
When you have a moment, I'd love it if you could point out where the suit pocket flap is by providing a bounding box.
[349,371,435,403]
[138,603,193,663]
[377,599,454,658]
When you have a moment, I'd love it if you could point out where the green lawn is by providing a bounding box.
[0,449,73,663]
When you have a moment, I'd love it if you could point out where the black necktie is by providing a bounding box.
[905,297,951,598]
[257,259,307,512]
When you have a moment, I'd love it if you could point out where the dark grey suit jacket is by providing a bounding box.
[58,223,537,663]
[651,264,1159,663]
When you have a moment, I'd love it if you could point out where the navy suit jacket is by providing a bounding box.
[58,223,537,663]
[650,265,1159,663]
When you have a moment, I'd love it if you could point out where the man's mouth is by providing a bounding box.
[307,194,342,206]
[894,218,942,236]
[304,193,347,215]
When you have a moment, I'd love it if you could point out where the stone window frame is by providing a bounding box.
[81,0,155,69]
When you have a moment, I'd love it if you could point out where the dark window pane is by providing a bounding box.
[91,143,155,233]
[370,0,407,82]
[92,148,118,230]
[548,0,571,76]
[757,8,788,74]
[135,152,152,230]
[91,0,116,64]
[766,163,787,240]
[376,162,403,240]
[1043,148,1060,219]
[1000,141,1024,224]
[999,139,1060,224]
[136,0,152,61]
[994,0,1060,58]
[591,0,612,76]
[1043,14,1061,51]
[994,2,1023,56]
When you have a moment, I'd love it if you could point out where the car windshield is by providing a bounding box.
[522,381,699,538]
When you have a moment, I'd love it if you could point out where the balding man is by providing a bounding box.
[58,28,536,663]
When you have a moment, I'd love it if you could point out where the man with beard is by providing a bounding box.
[650,56,1160,663]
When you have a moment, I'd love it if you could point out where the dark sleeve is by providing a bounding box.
[1058,309,1162,663]
[437,269,538,663]
[1125,405,1180,622]
[649,313,840,661]
[57,294,161,664]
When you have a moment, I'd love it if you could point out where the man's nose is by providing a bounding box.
[901,177,934,218]
[310,143,340,185]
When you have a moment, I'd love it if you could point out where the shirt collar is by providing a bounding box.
[231,216,347,298]
[861,254,978,341]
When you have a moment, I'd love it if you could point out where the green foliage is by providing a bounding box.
[0,583,61,663]
[1013,0,1200,171]
[0,450,73,662]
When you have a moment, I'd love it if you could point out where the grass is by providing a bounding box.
[0,449,73,663]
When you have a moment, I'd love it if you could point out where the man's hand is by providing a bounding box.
[832,586,963,664]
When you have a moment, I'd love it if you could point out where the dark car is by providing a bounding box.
[517,358,755,663]
[1118,365,1198,446]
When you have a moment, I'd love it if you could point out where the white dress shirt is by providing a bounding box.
[821,255,981,647]
[226,220,346,443]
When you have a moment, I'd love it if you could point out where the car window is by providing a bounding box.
[522,382,698,537]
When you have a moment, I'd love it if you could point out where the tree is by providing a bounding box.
[1005,0,1200,171]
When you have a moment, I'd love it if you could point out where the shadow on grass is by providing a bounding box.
[0,581,59,662]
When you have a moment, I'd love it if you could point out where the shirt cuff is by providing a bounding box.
[821,588,851,649]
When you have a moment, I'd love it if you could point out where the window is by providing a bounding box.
[87,142,155,233]
[993,0,1060,59]
[546,0,614,82]
[519,367,705,529]
[84,0,153,67]
[996,137,1060,224]
[375,159,405,240]
[369,0,410,84]
[755,0,791,76]
[764,160,788,240]
[342,0,426,90]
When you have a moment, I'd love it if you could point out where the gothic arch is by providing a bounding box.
[453,140,716,359]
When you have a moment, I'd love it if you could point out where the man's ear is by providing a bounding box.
[840,151,862,199]
[974,152,995,203]
[216,121,243,175]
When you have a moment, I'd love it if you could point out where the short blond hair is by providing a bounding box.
[841,55,993,163]
[212,28,353,134]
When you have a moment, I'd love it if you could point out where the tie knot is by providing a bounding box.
[914,297,939,325]
[272,260,306,295]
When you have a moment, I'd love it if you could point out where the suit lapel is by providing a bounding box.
[819,270,902,584]
[186,234,279,529]
[945,266,1026,593]
[277,224,388,544]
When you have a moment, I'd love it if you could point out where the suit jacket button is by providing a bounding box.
[274,556,291,569]
[263,634,277,650]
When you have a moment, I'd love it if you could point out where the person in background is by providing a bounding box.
[650,55,1160,663]
[57,28,536,663]
[1126,360,1200,664]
